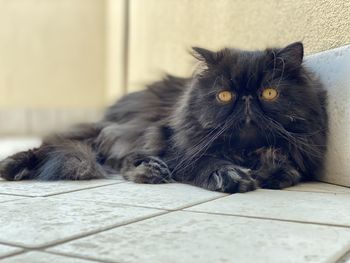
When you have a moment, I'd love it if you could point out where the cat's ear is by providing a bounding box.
[277,42,304,66]
[191,47,223,65]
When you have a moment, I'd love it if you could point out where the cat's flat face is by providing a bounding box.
[189,42,323,149]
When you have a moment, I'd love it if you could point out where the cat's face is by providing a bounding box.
[189,42,322,148]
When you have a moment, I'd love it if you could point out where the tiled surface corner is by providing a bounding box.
[186,189,350,226]
[54,182,226,210]
[0,244,22,259]
[339,252,350,263]
[0,197,165,248]
[48,211,350,263]
[1,251,100,263]
[286,181,350,194]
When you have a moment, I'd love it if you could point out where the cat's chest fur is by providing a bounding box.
[217,133,270,169]
[229,148,262,167]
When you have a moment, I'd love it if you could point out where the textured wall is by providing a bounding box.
[1,0,349,105]
[128,0,350,91]
[106,0,128,105]
[0,0,106,108]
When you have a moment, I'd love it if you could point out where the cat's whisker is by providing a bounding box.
[260,115,325,159]
[170,114,239,176]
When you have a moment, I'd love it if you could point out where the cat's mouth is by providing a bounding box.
[239,123,257,139]
[234,122,266,148]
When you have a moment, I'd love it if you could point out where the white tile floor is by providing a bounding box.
[0,139,350,263]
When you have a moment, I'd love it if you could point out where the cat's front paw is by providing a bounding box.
[251,148,301,189]
[208,166,257,193]
[122,155,173,184]
[253,167,301,189]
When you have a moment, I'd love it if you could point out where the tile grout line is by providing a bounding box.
[45,250,119,263]
[3,184,348,198]
[1,184,349,224]
[0,196,28,204]
[1,181,348,198]
[182,209,350,229]
[36,196,232,262]
[336,247,350,263]
[0,247,109,263]
[173,193,230,210]
[36,194,229,248]
[0,210,170,251]
[42,181,126,197]
[284,189,350,195]
[1,205,349,253]
[1,183,349,262]
[0,249,27,261]
[0,192,34,198]
[0,181,124,198]
[38,195,232,251]
[47,192,230,212]
[0,195,229,253]
[0,241,26,251]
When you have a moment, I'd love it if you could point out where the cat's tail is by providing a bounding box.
[0,123,107,181]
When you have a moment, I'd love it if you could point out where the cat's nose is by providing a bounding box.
[242,95,253,102]
[242,95,253,124]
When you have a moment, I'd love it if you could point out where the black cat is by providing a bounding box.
[0,42,328,193]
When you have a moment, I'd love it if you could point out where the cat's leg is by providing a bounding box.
[0,124,106,181]
[251,148,301,189]
[179,157,257,193]
[0,141,106,181]
[0,149,38,180]
[121,153,173,184]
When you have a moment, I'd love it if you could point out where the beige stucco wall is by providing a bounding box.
[0,0,107,109]
[106,0,128,105]
[128,0,350,92]
[0,0,349,117]
[1,0,349,107]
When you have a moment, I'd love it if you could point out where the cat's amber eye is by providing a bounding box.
[261,88,278,101]
[217,91,234,103]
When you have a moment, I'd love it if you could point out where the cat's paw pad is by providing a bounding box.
[209,166,257,193]
[123,156,173,184]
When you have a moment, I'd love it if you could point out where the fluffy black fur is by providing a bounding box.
[0,42,328,193]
